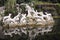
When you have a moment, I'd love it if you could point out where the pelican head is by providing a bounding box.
[9,13,12,16]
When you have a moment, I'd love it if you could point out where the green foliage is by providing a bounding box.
[5,0,17,16]
[17,0,32,4]
[55,3,60,16]
[0,0,7,6]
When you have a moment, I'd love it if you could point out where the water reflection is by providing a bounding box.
[0,3,55,40]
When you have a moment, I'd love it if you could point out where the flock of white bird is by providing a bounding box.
[2,3,54,37]
[3,4,54,26]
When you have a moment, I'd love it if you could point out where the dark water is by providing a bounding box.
[0,18,60,40]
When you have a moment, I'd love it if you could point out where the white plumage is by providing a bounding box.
[3,14,11,22]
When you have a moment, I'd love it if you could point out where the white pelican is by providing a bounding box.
[13,12,21,23]
[43,12,54,25]
[20,14,26,24]
[3,13,12,22]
